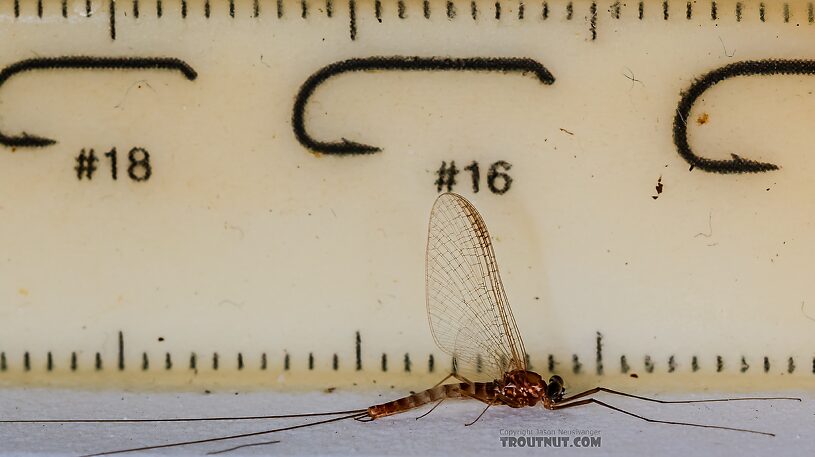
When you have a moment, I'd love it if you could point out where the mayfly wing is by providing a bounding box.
[425,192,527,380]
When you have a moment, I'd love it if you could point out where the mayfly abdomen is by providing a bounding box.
[367,382,495,418]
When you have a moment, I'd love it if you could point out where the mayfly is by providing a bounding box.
[5,192,800,456]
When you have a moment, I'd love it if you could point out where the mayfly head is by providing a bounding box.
[545,375,565,402]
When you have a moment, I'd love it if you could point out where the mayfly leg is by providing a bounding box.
[557,386,801,405]
[551,397,782,436]
[206,440,280,455]
[431,372,476,388]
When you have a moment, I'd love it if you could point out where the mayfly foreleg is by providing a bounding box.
[551,398,775,436]
[558,387,801,405]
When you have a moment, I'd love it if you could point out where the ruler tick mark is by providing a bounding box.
[403,353,411,372]
[686,0,692,19]
[190,353,197,370]
[595,332,603,374]
[663,0,669,20]
[165,353,172,370]
[740,356,749,373]
[109,0,116,40]
[230,0,236,18]
[423,0,430,19]
[302,0,309,19]
[86,0,92,17]
[70,352,77,371]
[238,353,244,370]
[638,0,643,19]
[332,353,338,370]
[644,355,654,373]
[47,352,53,371]
[349,0,357,40]
[142,353,149,371]
[428,353,435,373]
[784,3,790,22]
[253,0,259,17]
[447,0,455,19]
[213,352,219,370]
[759,2,765,21]
[375,0,382,21]
[471,0,477,19]
[261,353,267,370]
[590,1,597,40]
[118,331,124,370]
[205,0,211,18]
[133,0,140,18]
[95,352,102,371]
[62,0,67,18]
[711,1,717,20]
[381,353,387,372]
[355,331,362,370]
[277,0,283,18]
[764,356,770,373]
[398,0,405,18]
[156,0,163,18]
[736,2,742,22]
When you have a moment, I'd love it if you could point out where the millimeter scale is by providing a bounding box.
[0,0,813,392]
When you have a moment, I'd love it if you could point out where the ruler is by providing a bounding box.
[0,0,814,389]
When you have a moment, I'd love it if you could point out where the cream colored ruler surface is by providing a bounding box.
[0,0,814,389]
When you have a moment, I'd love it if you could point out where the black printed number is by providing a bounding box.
[126,148,152,182]
[75,147,152,182]
[435,160,513,195]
